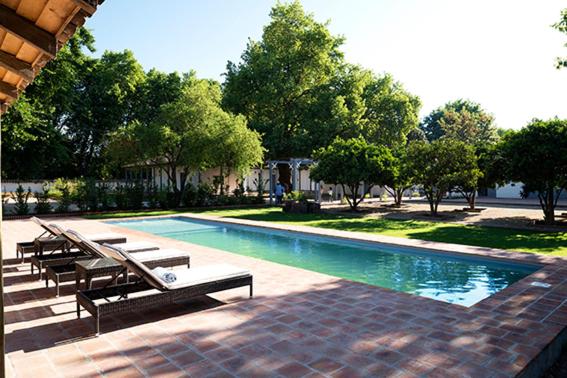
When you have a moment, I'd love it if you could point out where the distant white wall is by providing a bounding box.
[496,182,523,199]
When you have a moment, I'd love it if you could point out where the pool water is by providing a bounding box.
[110,217,539,307]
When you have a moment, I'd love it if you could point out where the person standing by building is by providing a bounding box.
[275,182,285,204]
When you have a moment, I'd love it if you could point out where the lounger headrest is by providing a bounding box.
[102,243,167,291]
[31,217,60,235]
[49,223,65,235]
[62,230,105,258]
[30,217,43,226]
[96,243,127,262]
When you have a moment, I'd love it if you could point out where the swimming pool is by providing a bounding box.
[110,217,540,306]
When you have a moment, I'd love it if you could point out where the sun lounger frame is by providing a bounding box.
[77,275,253,335]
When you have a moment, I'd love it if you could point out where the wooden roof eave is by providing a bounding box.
[0,0,105,113]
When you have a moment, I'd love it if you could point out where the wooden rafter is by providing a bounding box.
[0,0,104,114]
[0,3,58,57]
[0,80,18,100]
[0,50,34,82]
[70,0,97,16]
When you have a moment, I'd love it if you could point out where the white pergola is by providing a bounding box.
[267,158,321,204]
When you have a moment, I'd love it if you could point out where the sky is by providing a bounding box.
[86,0,567,130]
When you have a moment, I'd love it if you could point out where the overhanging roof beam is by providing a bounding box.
[0,4,57,57]
[0,51,34,82]
[0,81,18,100]
[70,0,97,15]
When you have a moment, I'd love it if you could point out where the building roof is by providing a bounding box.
[0,0,105,113]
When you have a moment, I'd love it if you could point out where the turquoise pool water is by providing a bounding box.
[110,217,539,306]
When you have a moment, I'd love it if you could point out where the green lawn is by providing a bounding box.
[87,206,567,256]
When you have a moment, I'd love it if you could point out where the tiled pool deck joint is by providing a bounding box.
[3,214,567,377]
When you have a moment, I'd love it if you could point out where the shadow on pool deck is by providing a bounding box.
[4,256,566,378]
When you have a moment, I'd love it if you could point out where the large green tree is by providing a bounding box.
[408,139,481,216]
[1,28,95,178]
[223,1,344,184]
[361,73,421,146]
[65,50,145,176]
[499,119,567,224]
[223,2,420,186]
[310,137,395,211]
[420,99,497,146]
[107,75,263,204]
[383,147,415,207]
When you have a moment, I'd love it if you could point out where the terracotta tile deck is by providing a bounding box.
[3,215,567,377]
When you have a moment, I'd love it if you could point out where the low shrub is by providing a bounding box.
[113,184,128,210]
[13,184,32,215]
[35,183,52,214]
[284,191,306,202]
[56,183,72,213]
[196,183,215,206]
[126,182,145,210]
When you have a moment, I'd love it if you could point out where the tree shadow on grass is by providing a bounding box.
[216,209,567,255]
[404,226,567,254]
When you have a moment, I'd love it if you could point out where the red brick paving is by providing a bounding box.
[3,216,567,377]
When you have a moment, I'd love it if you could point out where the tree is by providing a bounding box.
[310,137,395,211]
[210,113,265,195]
[223,1,345,185]
[420,99,497,146]
[361,73,421,147]
[383,148,415,207]
[107,75,263,204]
[65,49,145,176]
[553,8,567,68]
[1,28,95,179]
[408,139,480,216]
[499,119,567,224]
[129,69,186,126]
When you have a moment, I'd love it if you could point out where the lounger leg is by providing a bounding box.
[76,302,80,318]
[56,278,60,298]
[249,283,253,298]
[96,316,100,336]
[30,263,34,275]
[45,275,49,288]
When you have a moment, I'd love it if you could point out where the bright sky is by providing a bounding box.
[87,0,567,129]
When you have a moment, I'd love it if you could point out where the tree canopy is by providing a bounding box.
[408,139,481,215]
[223,1,420,185]
[223,1,344,160]
[107,75,264,204]
[498,119,567,224]
[310,137,395,211]
[420,99,497,146]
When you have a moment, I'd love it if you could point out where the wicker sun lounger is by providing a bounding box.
[45,230,191,297]
[16,217,127,263]
[31,227,159,280]
[75,241,252,335]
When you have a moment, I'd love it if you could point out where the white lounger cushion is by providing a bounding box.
[164,264,251,290]
[112,241,158,252]
[130,248,191,262]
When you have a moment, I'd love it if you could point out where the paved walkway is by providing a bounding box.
[3,215,567,377]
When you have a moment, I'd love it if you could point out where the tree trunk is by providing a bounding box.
[544,189,555,224]
[341,184,354,210]
[394,188,403,207]
[426,188,441,216]
[428,200,436,216]
[278,164,291,191]
[467,191,476,210]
